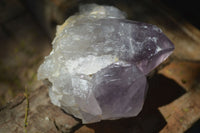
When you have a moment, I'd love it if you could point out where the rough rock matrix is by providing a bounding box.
[38,4,174,123]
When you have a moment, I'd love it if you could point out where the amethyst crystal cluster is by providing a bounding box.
[37,4,174,123]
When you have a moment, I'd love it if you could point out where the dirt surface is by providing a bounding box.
[0,0,51,107]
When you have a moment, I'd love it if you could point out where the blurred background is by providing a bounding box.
[0,0,200,132]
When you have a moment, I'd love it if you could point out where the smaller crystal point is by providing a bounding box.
[37,4,174,123]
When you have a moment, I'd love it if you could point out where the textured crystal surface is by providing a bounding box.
[37,4,174,123]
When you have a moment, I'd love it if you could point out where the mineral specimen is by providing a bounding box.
[37,4,174,123]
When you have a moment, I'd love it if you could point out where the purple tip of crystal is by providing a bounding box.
[134,31,175,75]
[119,20,175,75]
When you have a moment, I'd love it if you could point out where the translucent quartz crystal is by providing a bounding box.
[37,4,174,123]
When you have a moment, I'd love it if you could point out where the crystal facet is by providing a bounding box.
[37,4,174,123]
